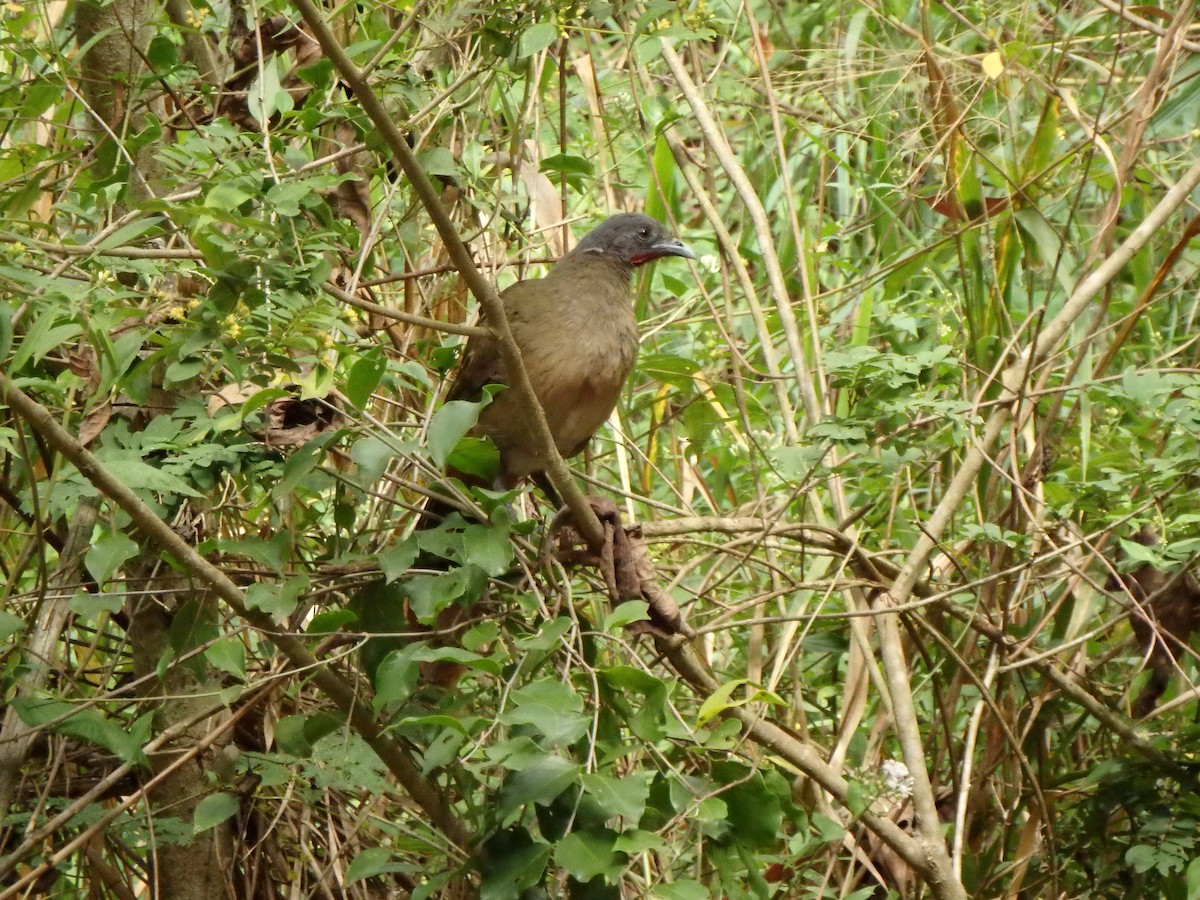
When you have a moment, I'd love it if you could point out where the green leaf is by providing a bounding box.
[582,772,652,822]
[96,217,163,251]
[639,353,701,388]
[462,522,513,576]
[428,398,490,468]
[376,539,418,582]
[555,829,625,883]
[482,736,543,772]
[696,679,785,726]
[346,847,408,883]
[712,762,782,849]
[1127,844,1157,874]
[350,434,399,487]
[248,56,288,125]
[445,436,500,480]
[462,620,501,651]
[420,720,472,771]
[652,880,710,900]
[193,792,239,834]
[345,347,387,409]
[0,302,12,363]
[499,679,590,746]
[297,363,336,401]
[205,176,259,211]
[399,716,478,741]
[599,665,671,741]
[93,456,203,498]
[85,531,139,586]
[696,679,748,726]
[304,712,344,747]
[372,646,421,710]
[266,180,317,216]
[205,638,247,679]
[1014,210,1077,299]
[812,812,845,843]
[0,610,23,642]
[70,588,126,620]
[244,575,309,623]
[216,533,292,575]
[164,357,204,385]
[846,780,869,817]
[307,609,357,633]
[413,644,502,675]
[412,873,455,900]
[18,78,61,120]
[480,840,550,900]
[645,131,676,222]
[146,34,177,69]
[614,830,666,855]
[519,22,558,57]
[236,388,289,418]
[540,153,594,177]
[169,599,219,659]
[497,756,581,819]
[274,714,313,756]
[406,568,479,623]
[603,601,650,632]
[514,616,573,651]
[10,312,82,370]
[418,147,459,178]
[13,698,147,767]
[1186,855,1200,900]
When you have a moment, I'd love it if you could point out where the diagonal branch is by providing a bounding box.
[289,0,608,549]
[876,155,1200,878]
[0,374,472,856]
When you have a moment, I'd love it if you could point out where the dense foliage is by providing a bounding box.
[3,0,1200,897]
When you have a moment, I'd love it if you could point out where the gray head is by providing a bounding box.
[570,213,695,267]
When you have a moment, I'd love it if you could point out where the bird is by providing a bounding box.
[443,212,694,496]
[378,214,693,689]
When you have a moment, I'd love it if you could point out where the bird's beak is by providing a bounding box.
[650,238,695,261]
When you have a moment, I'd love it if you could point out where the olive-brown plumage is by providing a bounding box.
[447,213,693,487]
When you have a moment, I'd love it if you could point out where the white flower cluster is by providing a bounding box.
[880,759,913,797]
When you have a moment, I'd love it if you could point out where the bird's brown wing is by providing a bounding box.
[444,329,504,403]
[443,279,541,403]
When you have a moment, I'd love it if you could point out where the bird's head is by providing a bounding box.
[572,213,695,267]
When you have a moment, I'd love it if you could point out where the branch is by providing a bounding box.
[656,634,943,884]
[1,683,265,892]
[289,0,607,549]
[0,374,472,856]
[873,154,1200,875]
[322,279,487,337]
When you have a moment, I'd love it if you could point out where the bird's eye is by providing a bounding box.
[638,227,651,239]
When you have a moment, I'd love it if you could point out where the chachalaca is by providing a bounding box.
[398,214,693,686]
[444,212,694,497]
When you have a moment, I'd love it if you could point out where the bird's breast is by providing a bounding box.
[521,299,637,455]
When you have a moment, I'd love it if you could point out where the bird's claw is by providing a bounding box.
[548,496,687,637]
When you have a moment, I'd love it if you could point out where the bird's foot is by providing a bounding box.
[547,496,686,637]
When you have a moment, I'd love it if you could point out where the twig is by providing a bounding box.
[322,279,487,337]
[1093,0,1200,53]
